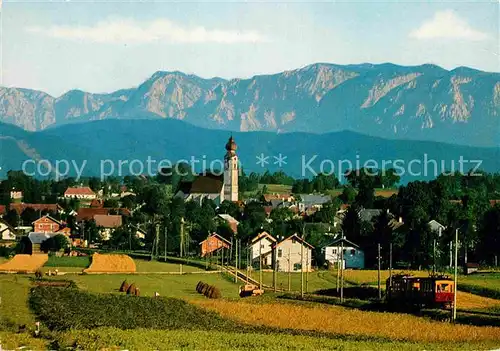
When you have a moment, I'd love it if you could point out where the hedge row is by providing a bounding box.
[29,285,234,331]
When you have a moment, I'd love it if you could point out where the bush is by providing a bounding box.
[126,283,136,295]
[119,281,129,292]
[29,286,238,331]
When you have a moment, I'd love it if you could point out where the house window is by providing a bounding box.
[292,238,296,244]
[351,249,356,256]
[332,249,337,254]
[293,263,302,271]
[343,249,346,255]
[278,249,282,258]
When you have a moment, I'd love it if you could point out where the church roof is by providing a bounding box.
[225,136,237,152]
[180,174,223,195]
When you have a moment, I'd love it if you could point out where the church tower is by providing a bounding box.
[223,136,239,202]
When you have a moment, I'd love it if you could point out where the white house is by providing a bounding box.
[250,231,276,267]
[64,186,97,200]
[324,237,364,269]
[428,220,445,236]
[0,219,17,241]
[273,234,314,272]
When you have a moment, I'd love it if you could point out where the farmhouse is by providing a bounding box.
[64,186,97,200]
[33,215,63,233]
[175,137,239,205]
[323,236,365,269]
[10,191,23,200]
[200,233,231,257]
[0,219,17,241]
[24,232,69,254]
[272,234,314,272]
[250,231,277,267]
[93,214,123,241]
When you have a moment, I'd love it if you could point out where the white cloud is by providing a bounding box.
[26,18,267,44]
[410,10,488,41]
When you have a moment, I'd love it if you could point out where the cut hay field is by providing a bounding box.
[134,259,204,273]
[84,253,136,273]
[0,254,48,272]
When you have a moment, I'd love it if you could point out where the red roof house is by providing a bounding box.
[64,187,96,200]
[200,233,231,257]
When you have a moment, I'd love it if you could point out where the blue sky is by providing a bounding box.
[2,0,498,96]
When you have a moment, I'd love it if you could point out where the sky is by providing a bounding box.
[2,0,499,96]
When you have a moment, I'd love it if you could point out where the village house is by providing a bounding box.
[323,236,365,269]
[0,219,17,241]
[297,194,331,213]
[23,232,69,254]
[10,191,23,201]
[216,214,239,234]
[200,233,231,257]
[64,186,97,200]
[9,203,63,215]
[272,234,314,272]
[32,215,63,233]
[93,214,123,241]
[428,220,446,235]
[250,231,276,267]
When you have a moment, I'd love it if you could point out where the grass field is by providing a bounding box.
[2,267,500,350]
[44,255,90,268]
[134,258,204,273]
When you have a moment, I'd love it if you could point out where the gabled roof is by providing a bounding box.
[358,209,383,222]
[9,203,62,215]
[298,194,332,206]
[64,186,96,196]
[200,233,231,246]
[251,231,277,244]
[179,174,223,195]
[325,236,360,249]
[93,214,122,228]
[274,233,314,249]
[28,232,58,244]
[0,218,17,235]
[32,214,62,225]
[76,208,110,221]
[217,214,239,224]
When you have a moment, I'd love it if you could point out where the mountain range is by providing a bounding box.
[0,63,499,147]
[1,119,498,182]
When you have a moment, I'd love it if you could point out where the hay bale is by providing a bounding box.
[208,286,221,299]
[196,281,204,293]
[135,287,141,296]
[119,280,129,292]
[126,283,137,295]
[200,283,209,295]
[204,285,214,298]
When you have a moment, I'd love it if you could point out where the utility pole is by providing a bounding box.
[449,241,453,268]
[288,248,291,291]
[246,244,250,284]
[453,228,458,322]
[164,226,167,262]
[306,248,309,293]
[433,238,436,275]
[340,238,344,303]
[180,217,184,258]
[389,243,393,290]
[273,243,277,292]
[301,235,304,298]
[234,238,238,283]
[259,242,263,289]
[336,247,340,293]
[377,243,381,300]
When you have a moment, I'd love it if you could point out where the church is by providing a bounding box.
[175,136,239,205]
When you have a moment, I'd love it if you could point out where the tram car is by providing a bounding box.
[386,274,455,309]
